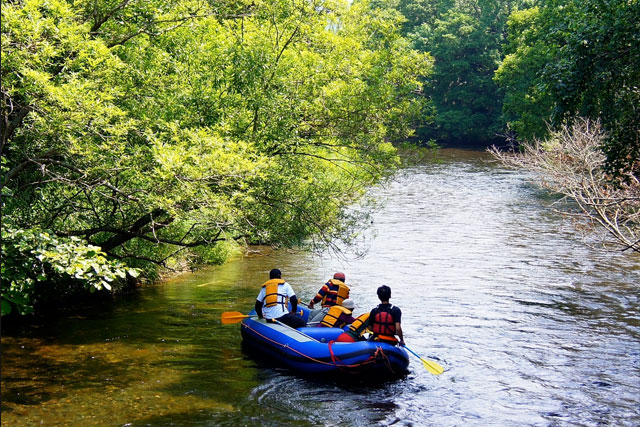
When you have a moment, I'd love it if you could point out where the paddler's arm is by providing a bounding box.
[396,322,405,346]
[309,285,328,309]
[290,295,298,313]
[255,300,264,318]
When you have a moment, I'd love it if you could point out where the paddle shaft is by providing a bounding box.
[403,345,422,360]
[403,345,445,375]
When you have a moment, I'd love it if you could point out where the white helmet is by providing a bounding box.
[342,299,355,309]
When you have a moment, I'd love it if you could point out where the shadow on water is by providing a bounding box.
[1,280,263,424]
[1,342,140,406]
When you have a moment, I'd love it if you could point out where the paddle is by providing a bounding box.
[403,345,445,375]
[221,310,304,325]
[221,311,256,324]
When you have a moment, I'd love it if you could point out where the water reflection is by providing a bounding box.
[2,149,639,426]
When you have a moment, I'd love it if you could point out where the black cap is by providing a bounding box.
[377,285,391,301]
[269,268,282,279]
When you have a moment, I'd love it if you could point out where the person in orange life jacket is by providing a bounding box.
[308,272,350,323]
[368,285,404,346]
[318,299,356,328]
[335,312,371,342]
[255,268,306,329]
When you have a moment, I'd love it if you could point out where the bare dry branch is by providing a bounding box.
[489,118,640,253]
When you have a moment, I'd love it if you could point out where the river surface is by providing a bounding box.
[2,149,639,426]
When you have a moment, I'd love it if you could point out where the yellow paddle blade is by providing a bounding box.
[221,311,249,324]
[403,345,445,375]
[421,357,445,375]
[221,309,302,325]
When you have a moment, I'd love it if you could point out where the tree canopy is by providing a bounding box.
[1,0,432,315]
[384,0,531,144]
[3,0,638,315]
[495,0,640,177]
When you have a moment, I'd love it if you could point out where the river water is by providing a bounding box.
[2,149,639,426]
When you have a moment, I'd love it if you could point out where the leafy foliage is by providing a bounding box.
[494,6,553,140]
[1,224,139,315]
[495,0,640,177]
[382,0,530,144]
[1,0,430,314]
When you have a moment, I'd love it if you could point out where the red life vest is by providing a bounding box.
[371,304,396,336]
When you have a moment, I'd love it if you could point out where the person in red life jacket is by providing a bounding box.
[255,268,306,329]
[335,312,371,342]
[308,272,350,323]
[368,285,404,346]
[318,299,356,328]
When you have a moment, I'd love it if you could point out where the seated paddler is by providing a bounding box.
[255,268,306,329]
[308,272,350,323]
[318,299,356,328]
[368,285,404,346]
[335,311,371,342]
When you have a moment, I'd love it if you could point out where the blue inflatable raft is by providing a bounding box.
[240,307,410,380]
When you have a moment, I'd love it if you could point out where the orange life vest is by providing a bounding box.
[261,279,287,309]
[320,279,350,307]
[320,305,352,328]
[348,313,371,338]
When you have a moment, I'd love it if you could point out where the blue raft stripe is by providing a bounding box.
[240,316,409,373]
[243,326,394,363]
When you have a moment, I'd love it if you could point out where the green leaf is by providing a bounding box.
[1,299,13,316]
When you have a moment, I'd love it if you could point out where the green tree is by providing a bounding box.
[494,6,553,141]
[414,7,502,142]
[495,0,640,177]
[1,0,431,315]
[373,0,455,33]
[1,226,139,315]
[381,0,529,145]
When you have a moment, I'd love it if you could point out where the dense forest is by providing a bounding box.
[2,0,638,316]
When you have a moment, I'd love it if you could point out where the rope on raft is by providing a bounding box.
[242,322,396,373]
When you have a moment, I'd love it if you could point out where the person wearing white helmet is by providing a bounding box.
[318,299,356,328]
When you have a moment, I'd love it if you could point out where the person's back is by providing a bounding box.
[308,272,350,308]
[255,268,306,329]
[369,285,404,346]
[319,299,356,328]
[308,272,350,323]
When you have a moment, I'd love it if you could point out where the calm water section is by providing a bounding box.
[2,149,639,426]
